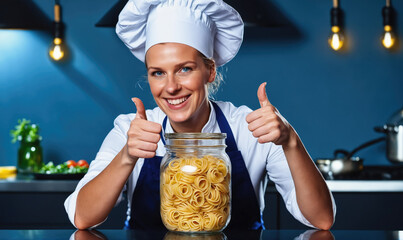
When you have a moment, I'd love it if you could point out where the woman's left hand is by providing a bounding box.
[246,82,293,146]
[247,83,335,230]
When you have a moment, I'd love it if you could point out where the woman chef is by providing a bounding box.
[65,0,336,230]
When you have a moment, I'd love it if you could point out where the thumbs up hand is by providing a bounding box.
[246,83,292,146]
[132,97,147,120]
[126,97,162,160]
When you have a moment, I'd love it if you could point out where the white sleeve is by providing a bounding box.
[266,144,336,229]
[64,114,132,228]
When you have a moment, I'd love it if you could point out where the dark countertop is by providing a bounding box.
[0,178,78,192]
[0,229,400,240]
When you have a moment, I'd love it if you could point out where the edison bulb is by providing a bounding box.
[328,26,344,51]
[49,38,65,61]
[382,25,395,49]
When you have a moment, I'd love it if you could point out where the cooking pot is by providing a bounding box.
[375,107,403,163]
[316,137,385,179]
[316,151,363,179]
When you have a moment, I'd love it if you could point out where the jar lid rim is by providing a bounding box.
[164,133,227,139]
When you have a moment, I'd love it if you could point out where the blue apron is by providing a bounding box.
[125,102,264,230]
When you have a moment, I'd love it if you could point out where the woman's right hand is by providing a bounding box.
[126,97,162,161]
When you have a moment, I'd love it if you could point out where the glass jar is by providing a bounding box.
[160,133,231,233]
[17,139,43,174]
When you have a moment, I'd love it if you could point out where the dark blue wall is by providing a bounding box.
[1,0,402,166]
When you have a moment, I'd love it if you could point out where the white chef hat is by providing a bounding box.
[116,0,244,66]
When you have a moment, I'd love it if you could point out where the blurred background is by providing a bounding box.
[1,0,402,167]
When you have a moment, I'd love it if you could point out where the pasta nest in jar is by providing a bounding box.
[161,155,230,232]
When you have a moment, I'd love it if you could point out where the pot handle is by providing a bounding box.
[333,149,349,158]
[346,137,386,159]
[374,125,387,133]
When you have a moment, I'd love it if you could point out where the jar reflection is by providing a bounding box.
[164,231,227,240]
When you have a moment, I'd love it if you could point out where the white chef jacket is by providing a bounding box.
[64,100,336,229]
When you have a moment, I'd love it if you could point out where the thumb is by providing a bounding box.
[132,97,147,120]
[257,82,271,108]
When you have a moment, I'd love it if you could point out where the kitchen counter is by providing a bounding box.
[0,178,78,192]
[2,178,403,192]
[2,177,403,230]
[0,229,400,240]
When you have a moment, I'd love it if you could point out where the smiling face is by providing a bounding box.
[145,43,216,133]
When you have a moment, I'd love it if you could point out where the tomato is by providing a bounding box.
[77,159,89,168]
[66,160,77,168]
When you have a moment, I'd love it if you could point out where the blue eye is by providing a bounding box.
[152,71,163,77]
[181,67,191,73]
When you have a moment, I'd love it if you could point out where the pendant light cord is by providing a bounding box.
[54,4,60,23]
[333,0,338,8]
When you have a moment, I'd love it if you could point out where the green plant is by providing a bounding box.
[10,119,42,143]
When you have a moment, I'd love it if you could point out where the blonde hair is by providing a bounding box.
[200,54,223,99]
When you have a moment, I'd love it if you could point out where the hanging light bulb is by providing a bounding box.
[49,37,64,60]
[328,0,344,51]
[329,26,344,51]
[382,25,395,49]
[381,0,396,49]
[49,2,65,61]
